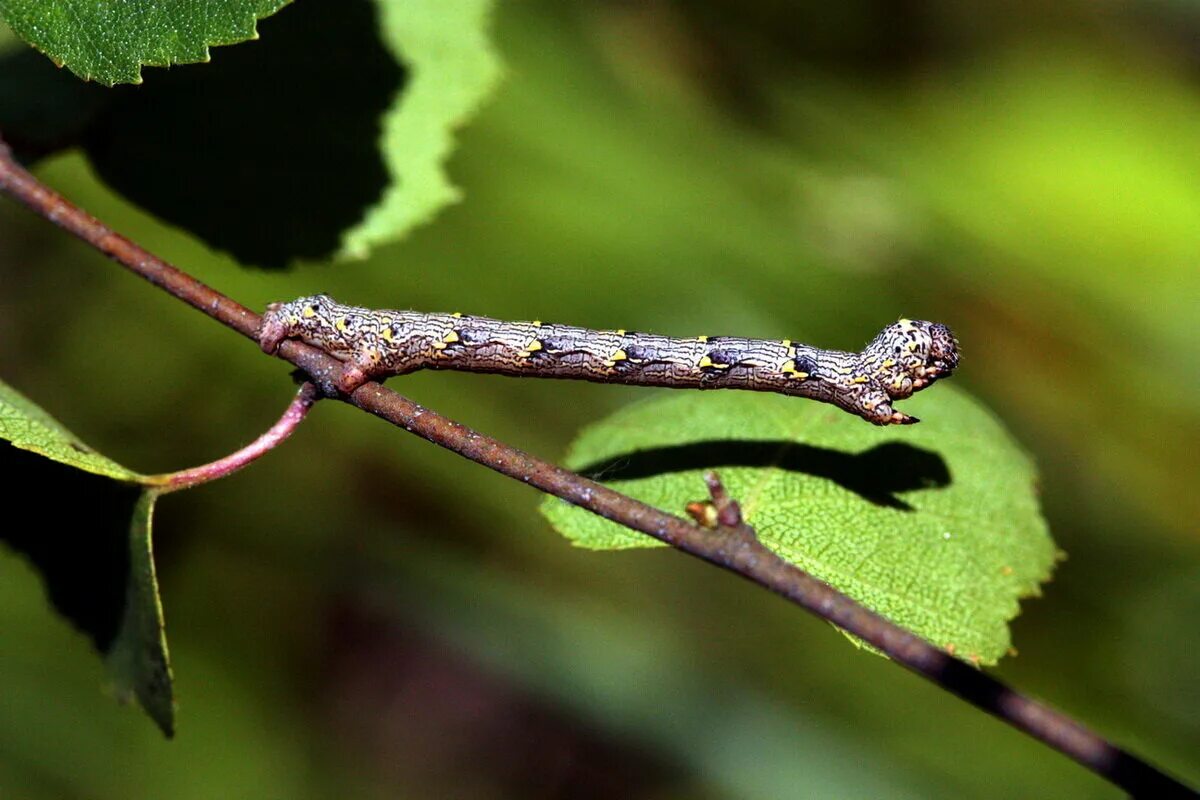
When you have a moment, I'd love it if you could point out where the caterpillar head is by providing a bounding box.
[908,320,959,388]
[259,294,339,353]
[855,319,959,424]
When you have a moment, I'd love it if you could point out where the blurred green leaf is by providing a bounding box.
[541,386,1056,664]
[340,0,502,258]
[0,0,290,86]
[774,44,1200,538]
[0,380,173,735]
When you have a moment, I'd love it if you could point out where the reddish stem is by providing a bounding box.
[145,383,319,492]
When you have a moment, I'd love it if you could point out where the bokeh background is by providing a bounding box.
[1,1,1198,797]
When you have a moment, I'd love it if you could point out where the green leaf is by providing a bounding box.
[0,0,291,86]
[339,0,502,258]
[0,379,140,481]
[0,380,174,735]
[104,490,174,737]
[540,386,1057,665]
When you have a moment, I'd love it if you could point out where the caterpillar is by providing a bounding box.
[259,294,959,425]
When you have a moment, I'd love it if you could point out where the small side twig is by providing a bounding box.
[686,470,745,530]
[144,382,320,492]
[0,138,1193,797]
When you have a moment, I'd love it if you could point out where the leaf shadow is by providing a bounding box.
[576,440,950,511]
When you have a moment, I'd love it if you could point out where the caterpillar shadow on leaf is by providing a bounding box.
[576,441,950,512]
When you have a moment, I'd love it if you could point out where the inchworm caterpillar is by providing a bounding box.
[260,295,959,425]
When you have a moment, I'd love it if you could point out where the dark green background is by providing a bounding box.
[0,1,1196,797]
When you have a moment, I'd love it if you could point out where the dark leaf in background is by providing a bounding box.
[0,445,137,653]
[82,0,403,268]
[0,48,110,162]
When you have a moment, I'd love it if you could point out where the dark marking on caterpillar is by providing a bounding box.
[623,342,658,362]
[793,354,819,377]
[259,295,959,425]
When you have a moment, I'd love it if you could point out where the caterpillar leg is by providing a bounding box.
[258,304,290,354]
[335,347,389,394]
[335,363,370,394]
[858,392,920,426]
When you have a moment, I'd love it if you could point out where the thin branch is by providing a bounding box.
[144,382,320,492]
[0,140,1193,797]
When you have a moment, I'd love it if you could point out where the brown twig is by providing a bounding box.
[0,140,1193,797]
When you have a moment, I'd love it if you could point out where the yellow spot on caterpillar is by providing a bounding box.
[698,355,730,370]
[380,326,394,342]
[882,358,896,368]
[906,341,919,352]
[524,339,542,353]
[781,360,809,379]
[336,317,349,332]
[781,339,791,349]
[604,348,628,367]
[837,366,853,375]
[851,375,869,384]
[431,330,458,351]
[531,320,542,327]
[897,318,916,331]
[615,329,626,336]
[695,335,709,343]
[451,311,463,319]
[303,305,317,318]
